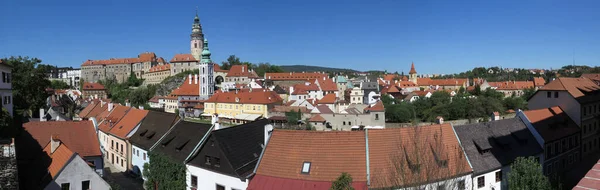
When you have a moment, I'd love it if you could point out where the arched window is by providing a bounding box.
[203,77,206,84]
[203,67,205,74]
[194,43,198,48]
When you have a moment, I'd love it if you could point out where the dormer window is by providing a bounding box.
[301,162,311,174]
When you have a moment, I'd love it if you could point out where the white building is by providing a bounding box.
[0,60,12,116]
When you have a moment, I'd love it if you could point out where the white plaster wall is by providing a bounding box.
[131,145,149,178]
[45,155,110,190]
[396,174,473,190]
[528,91,581,125]
[186,164,248,190]
[472,169,501,190]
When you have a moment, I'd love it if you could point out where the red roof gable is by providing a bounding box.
[24,121,102,157]
[82,82,105,90]
[226,65,259,78]
[82,52,157,66]
[206,90,283,104]
[364,101,385,112]
[265,72,328,81]
[148,64,170,73]
[318,93,336,104]
[170,54,198,63]
[170,76,201,96]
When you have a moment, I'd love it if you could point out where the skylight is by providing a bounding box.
[301,162,311,174]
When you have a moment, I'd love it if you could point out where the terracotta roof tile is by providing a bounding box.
[98,105,131,132]
[575,159,600,189]
[206,90,283,104]
[85,103,108,119]
[149,96,162,103]
[533,77,546,87]
[213,64,228,72]
[308,114,326,122]
[318,93,336,104]
[314,78,337,91]
[368,124,472,188]
[170,76,200,96]
[82,82,105,90]
[255,130,367,182]
[148,64,170,73]
[364,101,384,112]
[82,52,157,66]
[109,108,149,139]
[78,102,98,118]
[170,54,198,63]
[314,105,334,114]
[487,81,534,90]
[396,81,417,88]
[24,121,102,157]
[265,72,328,81]
[43,143,75,178]
[539,77,600,99]
[409,62,417,74]
[523,106,580,142]
[226,65,259,78]
[419,78,468,86]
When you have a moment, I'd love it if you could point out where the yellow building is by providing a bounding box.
[143,64,171,85]
[204,89,283,123]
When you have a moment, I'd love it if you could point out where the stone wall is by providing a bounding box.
[386,113,516,128]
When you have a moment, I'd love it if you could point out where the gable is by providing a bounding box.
[190,135,239,178]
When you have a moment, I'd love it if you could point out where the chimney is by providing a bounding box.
[50,134,61,153]
[189,74,192,84]
[100,99,104,107]
[264,124,274,145]
[194,74,198,84]
[108,103,114,111]
[436,116,444,124]
[211,114,220,130]
[491,112,500,121]
[289,86,294,94]
[125,100,131,107]
[323,77,326,81]
[139,105,144,110]
[242,66,245,73]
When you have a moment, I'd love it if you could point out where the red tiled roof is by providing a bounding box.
[148,64,170,73]
[170,54,198,63]
[387,85,401,93]
[110,108,149,139]
[413,90,430,97]
[82,52,157,66]
[368,124,472,188]
[254,130,368,185]
[213,64,228,72]
[170,76,200,96]
[487,81,534,90]
[522,106,580,142]
[98,105,131,133]
[308,114,326,122]
[396,81,417,88]
[409,62,417,74]
[226,65,259,78]
[206,90,283,104]
[265,72,328,81]
[533,77,546,87]
[575,159,600,190]
[291,83,320,95]
[85,103,108,119]
[157,57,166,63]
[43,143,75,178]
[318,93,336,104]
[419,78,468,86]
[314,78,337,91]
[24,121,102,157]
[364,101,385,112]
[149,96,162,103]
[82,82,105,90]
[314,105,334,114]
[78,102,98,118]
[249,174,368,190]
[540,77,600,98]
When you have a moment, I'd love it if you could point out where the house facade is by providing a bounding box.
[129,111,179,177]
[204,90,283,123]
[143,64,171,85]
[0,60,13,116]
[81,52,160,83]
[81,82,107,100]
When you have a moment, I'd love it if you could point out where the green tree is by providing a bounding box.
[503,97,527,111]
[127,73,143,87]
[285,110,300,125]
[253,62,283,77]
[508,157,552,190]
[0,108,16,138]
[130,87,151,107]
[385,103,414,123]
[330,172,355,190]
[143,152,186,190]
[4,56,51,116]
[429,91,451,106]
[50,80,70,89]
[522,87,537,100]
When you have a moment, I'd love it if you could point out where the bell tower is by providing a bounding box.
[190,8,204,61]
[409,62,418,84]
[199,39,214,99]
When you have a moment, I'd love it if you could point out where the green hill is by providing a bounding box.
[279,65,359,73]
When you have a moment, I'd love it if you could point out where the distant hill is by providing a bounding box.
[279,65,359,73]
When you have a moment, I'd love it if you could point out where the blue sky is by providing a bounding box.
[1,0,599,74]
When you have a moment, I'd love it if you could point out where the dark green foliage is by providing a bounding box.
[143,152,186,190]
[503,96,527,111]
[50,80,70,89]
[508,157,552,190]
[330,172,355,190]
[0,108,16,138]
[127,73,144,87]
[3,57,51,116]
[285,109,301,124]
[522,87,537,100]
[219,55,284,77]
[385,103,415,123]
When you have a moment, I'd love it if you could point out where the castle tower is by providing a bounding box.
[190,10,204,61]
[409,62,418,84]
[199,39,214,99]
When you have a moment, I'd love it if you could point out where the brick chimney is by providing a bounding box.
[194,74,198,84]
[108,103,114,111]
[50,134,61,153]
[436,116,444,124]
[189,74,192,84]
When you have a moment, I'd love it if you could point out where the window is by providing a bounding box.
[375,114,379,120]
[569,154,573,164]
[301,162,311,174]
[205,156,211,165]
[477,176,484,188]
[215,157,221,167]
[496,171,502,182]
[457,180,465,190]
[216,184,225,190]
[1,72,5,83]
[61,183,70,190]
[437,184,445,190]
[343,121,346,125]
[554,91,559,98]
[547,91,551,98]
[143,153,146,160]
[191,175,198,187]
[121,144,124,152]
[349,122,352,125]
[82,180,90,190]
[122,159,124,167]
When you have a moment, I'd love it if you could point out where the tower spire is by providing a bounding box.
[201,39,211,63]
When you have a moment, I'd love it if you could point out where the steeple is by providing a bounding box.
[409,62,417,74]
[201,39,211,63]
[409,62,418,84]
[190,10,204,60]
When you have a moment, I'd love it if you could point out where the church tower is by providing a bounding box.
[199,39,214,99]
[190,10,204,61]
[409,62,418,84]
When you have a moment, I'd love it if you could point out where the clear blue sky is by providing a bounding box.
[1,0,599,74]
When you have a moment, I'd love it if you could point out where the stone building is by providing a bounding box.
[0,60,13,116]
[224,65,259,84]
[143,64,171,85]
[81,82,107,100]
[81,52,163,83]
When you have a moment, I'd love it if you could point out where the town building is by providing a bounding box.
[224,65,259,84]
[582,73,600,85]
[185,119,271,190]
[527,77,600,156]
[309,101,385,130]
[148,96,164,109]
[486,78,545,97]
[204,89,283,123]
[41,136,110,190]
[129,111,179,178]
[171,54,199,75]
[264,72,328,87]
[248,124,472,190]
[360,81,380,104]
[0,60,13,116]
[454,117,543,190]
[81,52,162,83]
[47,67,81,90]
[408,63,470,90]
[170,75,203,117]
[334,75,348,98]
[519,107,581,178]
[143,64,171,85]
[99,106,149,172]
[81,82,107,100]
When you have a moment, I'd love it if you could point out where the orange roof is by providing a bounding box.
[396,81,417,88]
[409,62,417,74]
[170,54,198,63]
[157,57,166,63]
[148,64,170,73]
[582,73,600,82]
[387,85,401,93]
[255,130,367,182]
[43,143,75,178]
[206,90,283,104]
[533,77,546,87]
[170,76,200,96]
[308,114,326,122]
[364,101,385,112]
[24,121,102,157]
[383,74,400,82]
[291,83,319,95]
[523,106,580,142]
[82,52,157,66]
[213,64,228,72]
[368,124,472,188]
[540,77,600,98]
[487,81,534,90]
[149,96,162,103]
[109,108,149,139]
[318,93,336,104]
[78,102,98,118]
[265,72,327,81]
[85,103,108,119]
[419,78,468,86]
[98,105,131,132]
[82,82,105,90]
[314,78,337,91]
[413,90,430,96]
[226,65,259,78]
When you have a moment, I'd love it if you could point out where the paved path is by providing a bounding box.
[103,160,145,190]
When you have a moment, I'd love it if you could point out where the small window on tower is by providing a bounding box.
[195,43,198,48]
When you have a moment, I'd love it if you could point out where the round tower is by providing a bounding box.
[409,62,418,84]
[190,11,204,61]
[199,39,214,99]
